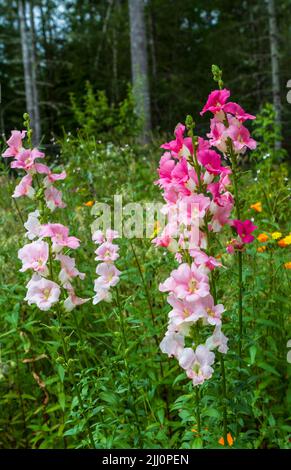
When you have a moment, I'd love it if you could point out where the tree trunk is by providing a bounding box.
[18,0,34,133]
[266,0,282,149]
[128,0,151,144]
[29,0,41,144]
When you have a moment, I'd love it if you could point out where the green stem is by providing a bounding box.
[232,163,244,360]
[219,354,228,444]
[115,287,142,444]
[47,243,95,448]
[130,240,172,435]
[56,307,96,449]
[195,386,201,435]
[207,231,228,445]
[13,340,28,447]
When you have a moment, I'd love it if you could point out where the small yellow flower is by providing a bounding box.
[150,221,161,239]
[284,262,291,269]
[282,235,291,245]
[250,202,262,213]
[84,200,94,207]
[271,231,282,240]
[257,246,267,253]
[257,233,269,243]
[218,433,234,446]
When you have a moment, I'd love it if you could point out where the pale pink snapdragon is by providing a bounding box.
[178,345,215,386]
[18,240,49,275]
[56,254,86,284]
[12,174,35,199]
[24,210,42,240]
[3,129,87,314]
[40,223,80,252]
[25,275,61,311]
[44,186,66,211]
[92,229,121,305]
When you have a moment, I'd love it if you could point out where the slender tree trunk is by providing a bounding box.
[266,0,282,149]
[18,0,34,129]
[29,0,41,144]
[128,0,151,144]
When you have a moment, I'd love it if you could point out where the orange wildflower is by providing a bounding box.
[250,202,262,213]
[218,433,234,446]
[257,233,269,243]
[84,200,94,207]
[284,262,291,269]
[257,246,266,253]
[278,239,287,247]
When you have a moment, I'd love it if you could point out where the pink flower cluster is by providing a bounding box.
[3,130,66,210]
[2,130,88,312]
[92,229,121,304]
[154,88,257,386]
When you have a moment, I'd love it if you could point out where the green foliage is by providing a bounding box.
[70,82,139,143]
[0,117,290,449]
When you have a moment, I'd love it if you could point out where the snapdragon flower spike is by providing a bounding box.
[92,229,121,305]
[154,87,256,387]
[3,128,87,313]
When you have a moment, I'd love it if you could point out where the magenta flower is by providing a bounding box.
[198,149,229,175]
[2,130,26,158]
[18,241,49,275]
[232,219,257,244]
[161,123,193,158]
[200,89,230,115]
[223,102,255,122]
[12,174,35,199]
[25,276,61,311]
[41,223,80,251]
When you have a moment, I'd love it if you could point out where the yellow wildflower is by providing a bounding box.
[281,235,291,245]
[271,231,282,240]
[284,262,291,269]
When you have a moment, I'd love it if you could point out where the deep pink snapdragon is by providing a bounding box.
[154,86,256,387]
[232,219,257,244]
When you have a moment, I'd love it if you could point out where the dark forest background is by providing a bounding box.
[0,0,290,148]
